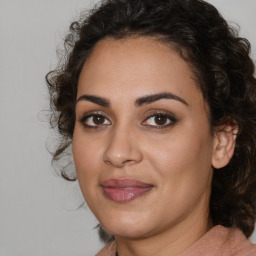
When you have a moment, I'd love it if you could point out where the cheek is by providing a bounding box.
[72,132,105,213]
[73,143,98,173]
[145,125,213,192]
[73,126,104,169]
[72,127,103,192]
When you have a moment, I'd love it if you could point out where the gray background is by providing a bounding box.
[0,0,255,255]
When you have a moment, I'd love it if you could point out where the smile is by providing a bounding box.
[101,178,154,203]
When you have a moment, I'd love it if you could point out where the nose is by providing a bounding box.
[103,125,143,168]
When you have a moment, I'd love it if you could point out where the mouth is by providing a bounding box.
[101,178,154,203]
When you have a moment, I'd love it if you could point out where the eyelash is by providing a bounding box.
[79,111,177,130]
[79,112,111,129]
[142,111,177,129]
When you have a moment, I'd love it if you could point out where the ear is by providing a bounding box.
[211,122,238,169]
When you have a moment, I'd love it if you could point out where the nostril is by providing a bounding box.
[102,134,143,168]
[104,160,112,167]
[121,159,136,166]
[104,158,138,168]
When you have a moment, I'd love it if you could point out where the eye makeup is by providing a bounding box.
[78,109,177,130]
[79,111,112,129]
[141,110,177,130]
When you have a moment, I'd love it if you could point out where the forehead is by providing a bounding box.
[77,36,202,106]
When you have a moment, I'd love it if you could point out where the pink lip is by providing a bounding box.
[101,179,154,203]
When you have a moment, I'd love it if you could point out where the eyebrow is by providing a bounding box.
[76,92,188,107]
[76,95,110,107]
[135,92,188,106]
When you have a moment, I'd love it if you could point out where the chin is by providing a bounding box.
[104,225,148,239]
[100,212,153,239]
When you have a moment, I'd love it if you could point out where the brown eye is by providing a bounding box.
[154,115,168,125]
[81,114,111,128]
[142,113,176,128]
[93,115,105,125]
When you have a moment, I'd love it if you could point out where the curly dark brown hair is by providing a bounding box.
[46,0,256,239]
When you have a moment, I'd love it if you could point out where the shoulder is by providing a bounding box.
[95,241,116,256]
[234,244,256,256]
[180,225,256,256]
[224,227,256,256]
[232,235,256,256]
[94,227,256,256]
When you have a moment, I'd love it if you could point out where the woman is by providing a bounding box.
[46,0,256,255]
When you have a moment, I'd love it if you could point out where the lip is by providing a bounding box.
[101,178,154,203]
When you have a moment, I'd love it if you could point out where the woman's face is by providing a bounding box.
[73,37,215,239]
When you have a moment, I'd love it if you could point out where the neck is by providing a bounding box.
[115,209,212,256]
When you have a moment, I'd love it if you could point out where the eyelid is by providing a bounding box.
[78,109,177,129]
[141,110,177,128]
[79,111,112,128]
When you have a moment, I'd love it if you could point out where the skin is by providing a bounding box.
[72,37,236,256]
